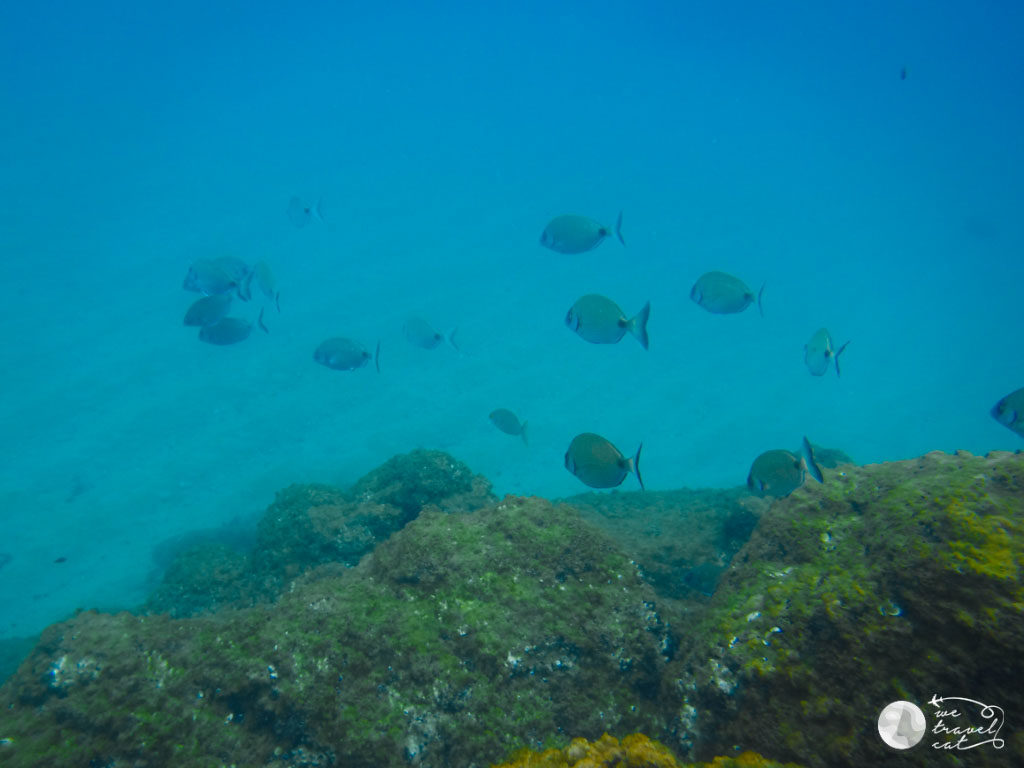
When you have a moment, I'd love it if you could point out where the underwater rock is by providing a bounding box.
[351,448,495,516]
[3,449,1020,767]
[0,496,678,767]
[670,449,1024,767]
[143,541,253,618]
[145,450,497,617]
[566,487,757,606]
[492,732,803,767]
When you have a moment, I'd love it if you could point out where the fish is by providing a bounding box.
[804,328,850,377]
[489,408,528,445]
[565,294,650,349]
[183,259,240,296]
[690,271,764,316]
[183,294,233,327]
[991,387,1024,438]
[246,260,280,312]
[539,212,625,254]
[212,256,251,287]
[747,438,825,498]
[746,449,803,497]
[404,316,459,352]
[314,337,381,372]
[564,432,643,490]
[198,309,267,345]
[802,436,824,483]
[0,552,10,572]
[287,195,324,228]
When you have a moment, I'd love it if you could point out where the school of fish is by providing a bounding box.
[176,200,1022,498]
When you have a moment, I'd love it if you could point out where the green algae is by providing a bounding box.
[0,494,677,767]
[1,449,1021,767]
[673,450,1024,767]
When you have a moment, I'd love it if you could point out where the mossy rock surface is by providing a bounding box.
[0,497,677,767]
[3,449,1021,767]
[670,450,1024,767]
[145,450,497,616]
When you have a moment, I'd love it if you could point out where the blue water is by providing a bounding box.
[1,1,1022,637]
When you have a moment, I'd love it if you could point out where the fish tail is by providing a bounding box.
[834,340,850,377]
[240,271,254,302]
[374,340,381,373]
[802,436,824,483]
[757,283,765,318]
[313,198,325,222]
[628,301,651,350]
[520,421,529,447]
[275,292,281,314]
[258,307,269,334]
[632,442,645,490]
[615,210,625,246]
[445,327,462,354]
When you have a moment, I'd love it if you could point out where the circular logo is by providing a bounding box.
[878,700,927,749]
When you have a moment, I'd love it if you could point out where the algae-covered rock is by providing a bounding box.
[490,732,804,768]
[671,450,1024,767]
[145,450,497,617]
[351,448,495,516]
[144,540,254,618]
[566,488,759,606]
[0,496,677,767]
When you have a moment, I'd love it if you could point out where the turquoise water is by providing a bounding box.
[1,2,1022,637]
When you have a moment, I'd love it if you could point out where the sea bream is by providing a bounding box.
[564,432,643,490]
[565,294,650,349]
[245,260,280,312]
[314,338,380,372]
[183,294,232,327]
[287,195,324,228]
[690,271,763,316]
[540,212,625,254]
[183,258,241,297]
[804,328,850,377]
[746,436,823,497]
[403,316,459,352]
[198,309,267,345]
[489,408,528,445]
[991,387,1024,439]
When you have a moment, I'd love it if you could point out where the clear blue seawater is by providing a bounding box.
[1,1,1022,636]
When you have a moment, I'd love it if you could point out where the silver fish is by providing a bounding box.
[540,212,624,254]
[564,432,643,490]
[315,338,380,372]
[991,387,1024,438]
[489,408,528,445]
[747,439,824,498]
[690,271,763,316]
[287,196,323,228]
[198,309,266,346]
[804,328,850,377]
[746,449,803,497]
[183,259,239,296]
[565,294,650,349]
[404,317,459,351]
[801,436,824,483]
[184,294,232,327]
[246,260,280,312]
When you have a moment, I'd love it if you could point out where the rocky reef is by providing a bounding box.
[671,449,1024,767]
[492,732,802,767]
[0,448,1020,767]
